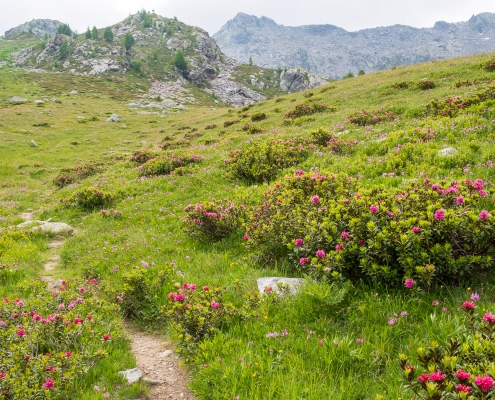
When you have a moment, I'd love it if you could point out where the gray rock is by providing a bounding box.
[161,99,177,108]
[174,104,188,110]
[51,97,60,102]
[257,277,306,295]
[8,96,27,103]
[30,140,37,147]
[34,100,44,104]
[280,68,327,93]
[438,148,458,156]
[119,368,143,384]
[106,114,120,122]
[17,220,45,229]
[69,90,78,95]
[32,222,75,234]
[5,19,62,38]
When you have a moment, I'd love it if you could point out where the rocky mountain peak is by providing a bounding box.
[213,12,495,79]
[5,19,62,38]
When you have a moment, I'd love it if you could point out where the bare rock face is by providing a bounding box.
[5,19,62,38]
[280,68,327,93]
[214,12,495,79]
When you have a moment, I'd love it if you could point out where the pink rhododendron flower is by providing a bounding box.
[462,301,475,310]
[210,301,220,309]
[411,227,420,233]
[434,209,445,220]
[16,329,26,337]
[316,250,326,258]
[479,190,487,197]
[203,286,210,291]
[474,374,494,392]
[43,379,54,389]
[295,238,303,247]
[430,370,445,382]
[471,292,480,302]
[369,205,378,213]
[480,210,490,220]
[300,257,309,265]
[456,385,471,394]
[456,196,464,205]
[404,279,415,289]
[483,312,495,324]
[418,374,429,383]
[473,179,484,190]
[311,196,320,204]
[455,369,471,381]
[335,244,343,251]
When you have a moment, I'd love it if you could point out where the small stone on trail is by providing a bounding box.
[106,114,120,122]
[159,350,173,358]
[119,368,143,384]
[30,140,37,147]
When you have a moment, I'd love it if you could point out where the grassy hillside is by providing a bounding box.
[1,50,495,399]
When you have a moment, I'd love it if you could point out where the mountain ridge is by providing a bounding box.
[213,12,495,79]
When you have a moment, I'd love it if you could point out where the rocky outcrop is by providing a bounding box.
[279,68,327,92]
[214,12,495,79]
[5,19,62,38]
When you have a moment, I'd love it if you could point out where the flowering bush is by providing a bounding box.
[241,122,263,134]
[310,128,334,146]
[400,300,495,399]
[426,85,495,117]
[348,108,396,126]
[204,124,217,130]
[183,199,242,241]
[417,79,436,90]
[244,170,495,286]
[0,280,122,399]
[223,120,239,128]
[139,153,203,176]
[392,81,412,90]
[223,139,312,183]
[100,208,122,219]
[63,186,114,209]
[53,162,105,188]
[480,59,495,72]
[163,283,257,358]
[284,102,330,120]
[129,149,160,164]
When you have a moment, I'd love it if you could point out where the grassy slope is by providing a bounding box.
[1,48,495,399]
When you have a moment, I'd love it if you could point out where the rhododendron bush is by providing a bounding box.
[244,170,495,286]
[400,300,495,399]
[0,280,122,399]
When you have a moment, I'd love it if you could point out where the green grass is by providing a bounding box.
[1,47,495,399]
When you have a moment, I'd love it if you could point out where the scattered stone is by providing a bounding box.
[34,100,44,104]
[106,114,120,122]
[161,99,177,108]
[438,147,458,156]
[17,220,44,229]
[159,350,174,358]
[69,90,78,95]
[119,368,143,384]
[174,104,188,110]
[51,97,60,103]
[256,277,306,295]
[8,96,27,103]
[30,140,38,147]
[32,222,75,234]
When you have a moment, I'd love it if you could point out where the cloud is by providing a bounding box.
[2,0,495,37]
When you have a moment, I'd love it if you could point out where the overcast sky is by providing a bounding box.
[2,0,495,37]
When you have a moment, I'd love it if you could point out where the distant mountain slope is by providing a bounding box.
[213,12,495,79]
[5,19,62,38]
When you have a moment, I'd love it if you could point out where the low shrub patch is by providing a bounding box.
[129,149,160,164]
[417,79,436,90]
[348,108,396,126]
[241,122,263,134]
[183,198,242,241]
[251,112,267,122]
[139,154,203,176]
[223,120,239,128]
[63,186,114,209]
[284,102,331,120]
[481,58,495,72]
[53,162,105,188]
[392,81,412,90]
[426,85,495,117]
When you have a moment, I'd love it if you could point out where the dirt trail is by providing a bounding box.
[130,330,194,400]
[20,212,194,398]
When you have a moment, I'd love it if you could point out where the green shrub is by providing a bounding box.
[284,102,331,120]
[480,58,495,72]
[241,122,263,134]
[183,199,242,241]
[392,81,412,90]
[310,128,334,145]
[0,280,123,399]
[204,124,217,130]
[417,79,436,90]
[224,139,312,183]
[348,108,396,126]
[399,300,495,399]
[139,154,203,176]
[223,120,238,128]
[53,162,105,187]
[251,112,267,122]
[244,170,495,286]
[172,51,188,71]
[163,283,256,358]
[63,186,114,209]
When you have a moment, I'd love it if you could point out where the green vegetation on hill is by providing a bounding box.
[1,46,495,399]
